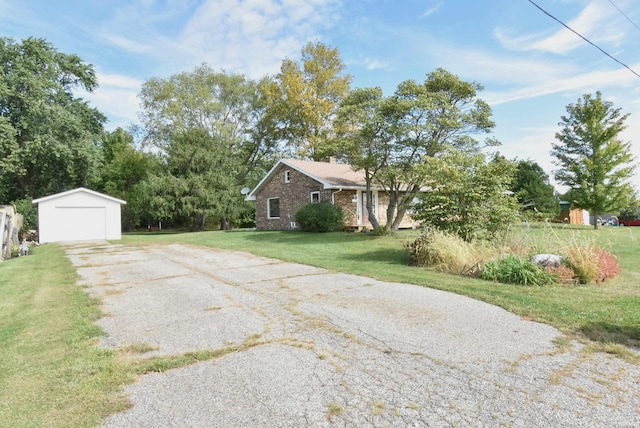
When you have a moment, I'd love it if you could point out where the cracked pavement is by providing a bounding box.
[63,242,640,427]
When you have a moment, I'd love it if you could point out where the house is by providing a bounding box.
[33,188,126,243]
[245,159,418,230]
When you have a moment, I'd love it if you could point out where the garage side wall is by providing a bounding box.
[38,192,123,243]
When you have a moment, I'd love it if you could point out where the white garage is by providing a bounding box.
[33,188,126,243]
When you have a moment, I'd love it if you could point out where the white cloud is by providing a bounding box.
[420,1,443,18]
[484,64,640,106]
[495,0,624,54]
[78,71,144,129]
[93,0,342,79]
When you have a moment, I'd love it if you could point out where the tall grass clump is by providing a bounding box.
[404,226,492,276]
[481,255,557,286]
[562,243,620,284]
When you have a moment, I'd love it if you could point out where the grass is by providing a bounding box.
[1,222,639,426]
[0,245,134,427]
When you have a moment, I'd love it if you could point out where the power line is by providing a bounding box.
[607,0,640,34]
[527,0,640,79]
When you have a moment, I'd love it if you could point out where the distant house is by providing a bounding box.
[245,159,418,231]
[33,188,126,243]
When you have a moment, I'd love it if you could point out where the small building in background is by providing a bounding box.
[33,188,126,243]
[558,201,590,226]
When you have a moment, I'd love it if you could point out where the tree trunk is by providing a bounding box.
[392,205,407,232]
[220,218,231,230]
[593,209,599,230]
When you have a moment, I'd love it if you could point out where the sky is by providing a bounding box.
[2,0,640,192]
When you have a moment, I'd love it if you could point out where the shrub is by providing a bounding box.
[12,197,37,230]
[563,244,620,284]
[481,255,557,286]
[544,264,577,285]
[370,225,390,236]
[404,226,491,276]
[295,202,344,233]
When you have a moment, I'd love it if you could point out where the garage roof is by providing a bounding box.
[32,187,127,205]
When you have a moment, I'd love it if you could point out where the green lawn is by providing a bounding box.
[0,245,134,427]
[1,222,639,427]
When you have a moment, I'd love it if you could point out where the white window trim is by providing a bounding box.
[310,191,320,203]
[284,170,290,183]
[267,197,280,219]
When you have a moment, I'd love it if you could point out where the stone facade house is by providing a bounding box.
[245,159,418,231]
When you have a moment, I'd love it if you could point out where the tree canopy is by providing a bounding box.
[512,160,558,216]
[0,37,105,201]
[336,68,498,231]
[139,65,277,228]
[260,41,352,161]
[551,92,636,228]
[412,149,519,242]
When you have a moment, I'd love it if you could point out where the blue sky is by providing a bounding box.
[2,0,640,191]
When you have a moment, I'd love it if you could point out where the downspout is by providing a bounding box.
[331,188,342,205]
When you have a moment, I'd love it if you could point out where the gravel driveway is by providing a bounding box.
[64,242,640,427]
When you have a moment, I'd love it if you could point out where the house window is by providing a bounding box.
[284,170,290,183]
[267,198,280,219]
[310,191,320,203]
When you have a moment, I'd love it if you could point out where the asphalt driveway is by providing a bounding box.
[64,242,640,427]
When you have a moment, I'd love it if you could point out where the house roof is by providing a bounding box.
[32,187,127,205]
[246,159,377,201]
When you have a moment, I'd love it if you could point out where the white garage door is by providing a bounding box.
[56,207,106,241]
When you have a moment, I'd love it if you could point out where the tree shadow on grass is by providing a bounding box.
[340,248,411,266]
[579,321,640,347]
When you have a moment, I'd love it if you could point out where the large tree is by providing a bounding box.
[551,92,636,229]
[381,68,498,231]
[260,41,352,160]
[139,65,275,228]
[0,37,106,201]
[335,87,393,229]
[512,160,558,216]
[143,128,239,231]
[98,128,159,230]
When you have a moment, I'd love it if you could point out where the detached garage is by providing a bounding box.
[33,188,126,243]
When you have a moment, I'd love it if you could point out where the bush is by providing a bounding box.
[12,197,37,230]
[481,255,557,286]
[295,202,344,233]
[404,227,491,276]
[563,244,620,284]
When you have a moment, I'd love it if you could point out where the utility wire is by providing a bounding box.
[607,0,640,34]
[527,0,640,79]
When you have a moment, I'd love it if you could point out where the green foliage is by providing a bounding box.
[551,92,636,227]
[0,37,105,201]
[334,69,498,231]
[412,150,520,242]
[139,66,277,229]
[512,160,559,216]
[335,87,391,229]
[404,226,491,275]
[97,128,159,231]
[370,225,390,236]
[142,129,242,231]
[11,197,37,230]
[482,255,557,286]
[260,41,352,160]
[295,202,344,233]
